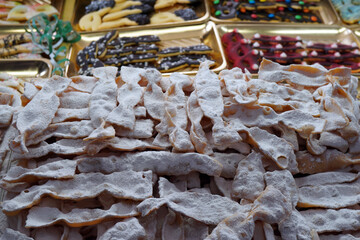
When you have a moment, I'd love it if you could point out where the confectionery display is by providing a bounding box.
[1,60,360,239]
[0,0,360,239]
[331,0,360,24]
[212,0,323,23]
[0,33,42,59]
[78,0,201,31]
[76,30,213,75]
[0,73,23,165]
[222,29,360,73]
[0,1,59,24]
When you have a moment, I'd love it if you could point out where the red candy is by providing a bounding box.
[222,30,360,73]
[222,31,261,73]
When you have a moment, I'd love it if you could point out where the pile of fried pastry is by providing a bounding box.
[0,73,23,172]
[0,59,360,239]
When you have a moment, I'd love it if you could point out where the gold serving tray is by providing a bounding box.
[209,0,338,25]
[69,0,209,33]
[65,21,226,77]
[0,30,70,78]
[217,24,360,77]
[0,0,65,27]
[0,59,52,78]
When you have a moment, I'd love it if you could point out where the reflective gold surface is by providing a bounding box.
[209,0,339,25]
[0,59,52,78]
[65,21,227,77]
[70,0,209,32]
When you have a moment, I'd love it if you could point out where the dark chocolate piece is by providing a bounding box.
[107,39,123,49]
[76,49,87,67]
[95,42,107,58]
[158,58,188,72]
[125,62,156,69]
[104,57,128,67]
[85,0,115,14]
[127,4,154,14]
[127,14,150,25]
[98,30,119,45]
[126,53,157,63]
[136,35,161,44]
[135,0,156,6]
[175,8,198,20]
[158,47,185,57]
[185,44,212,54]
[123,44,159,54]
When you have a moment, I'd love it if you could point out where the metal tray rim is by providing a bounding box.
[216,23,360,78]
[208,0,340,26]
[72,0,210,33]
[0,58,53,78]
[65,21,227,77]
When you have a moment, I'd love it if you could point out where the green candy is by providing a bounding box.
[213,0,220,4]
[299,1,304,5]
[295,15,302,20]
[215,10,222,16]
